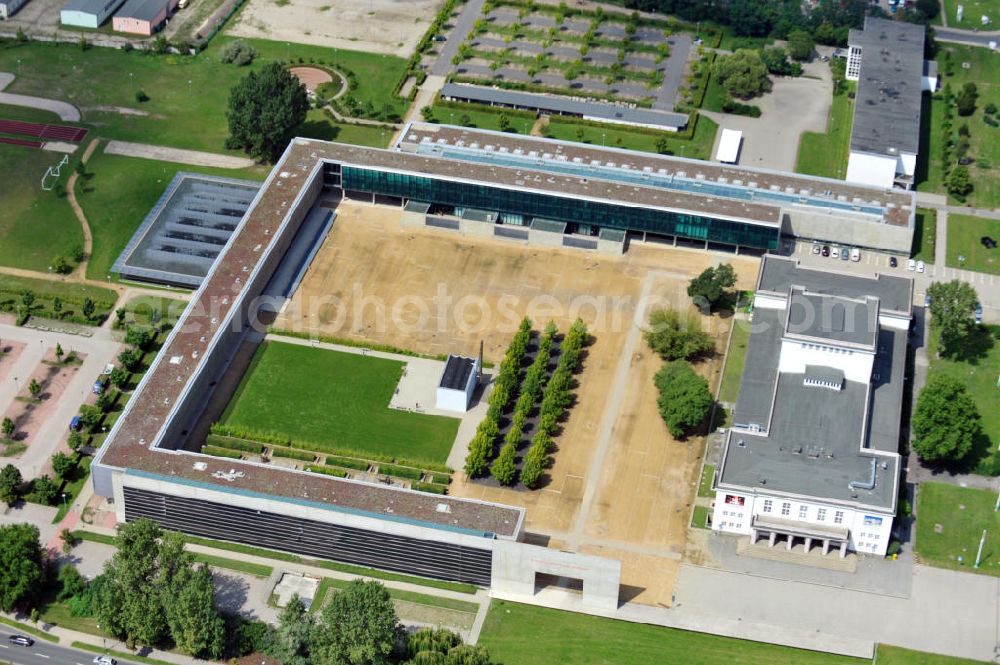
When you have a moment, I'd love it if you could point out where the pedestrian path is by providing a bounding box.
[0,72,81,122]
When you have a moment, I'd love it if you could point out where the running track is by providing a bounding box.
[0,118,86,142]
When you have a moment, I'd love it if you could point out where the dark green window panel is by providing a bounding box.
[337,166,779,250]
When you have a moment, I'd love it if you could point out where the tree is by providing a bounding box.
[109,367,129,389]
[79,404,103,433]
[956,82,978,116]
[712,49,770,99]
[28,475,58,505]
[313,580,400,665]
[912,375,981,463]
[68,431,84,452]
[786,29,814,61]
[688,263,736,311]
[498,113,510,132]
[490,443,517,486]
[269,595,312,665]
[0,464,22,505]
[125,326,154,351]
[928,280,979,357]
[55,342,64,361]
[57,564,88,601]
[2,416,14,440]
[644,308,714,361]
[52,255,73,274]
[82,298,95,320]
[654,361,713,438]
[946,164,973,196]
[52,452,74,480]
[404,628,500,665]
[0,524,44,612]
[226,63,310,163]
[165,566,225,659]
[21,290,34,311]
[760,47,794,76]
[53,298,63,315]
[118,349,142,373]
[728,0,773,37]
[28,378,41,400]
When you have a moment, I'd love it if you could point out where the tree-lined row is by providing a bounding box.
[464,317,533,477]
[520,318,588,488]
[491,323,558,485]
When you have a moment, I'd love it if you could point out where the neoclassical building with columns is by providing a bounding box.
[712,256,913,557]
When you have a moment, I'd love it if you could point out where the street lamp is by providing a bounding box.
[61,493,68,513]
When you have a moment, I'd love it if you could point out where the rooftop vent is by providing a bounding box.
[435,503,452,514]
[169,355,183,365]
[193,462,207,471]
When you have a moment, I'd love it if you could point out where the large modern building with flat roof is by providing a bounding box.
[845,17,936,190]
[712,256,912,557]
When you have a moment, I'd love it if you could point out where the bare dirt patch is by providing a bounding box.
[0,340,26,385]
[1,351,83,456]
[275,201,759,605]
[225,0,444,57]
[289,66,333,93]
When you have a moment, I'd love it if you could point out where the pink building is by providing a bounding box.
[112,0,175,35]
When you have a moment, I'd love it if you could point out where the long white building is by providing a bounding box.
[712,256,913,557]
[844,17,936,190]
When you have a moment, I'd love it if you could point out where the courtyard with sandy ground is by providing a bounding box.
[275,201,760,606]
[225,0,443,57]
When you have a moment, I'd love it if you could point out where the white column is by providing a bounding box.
[822,539,830,556]
[839,541,848,558]
[804,537,812,553]
[768,532,776,548]
[786,534,794,551]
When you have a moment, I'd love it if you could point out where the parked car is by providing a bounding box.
[840,247,850,261]
[889,256,898,268]
[93,656,117,665]
[925,293,932,307]
[432,34,447,42]
[916,260,925,273]
[831,246,840,258]
[851,248,861,262]
[976,302,983,324]
[821,245,830,257]
[811,243,821,254]
[103,363,115,375]
[92,380,105,395]
[907,258,916,271]
[70,415,82,432]
[8,635,33,647]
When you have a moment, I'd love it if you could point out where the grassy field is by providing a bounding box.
[221,342,460,464]
[946,213,1000,274]
[427,104,535,134]
[926,325,1000,476]
[76,148,266,281]
[0,273,117,309]
[298,108,393,148]
[53,456,92,523]
[877,644,992,665]
[942,0,1000,30]
[916,482,1000,576]
[702,72,729,113]
[544,114,718,160]
[310,577,480,614]
[0,142,84,272]
[190,552,273,577]
[913,208,938,264]
[718,318,750,404]
[795,82,855,179]
[478,600,863,665]
[923,44,1000,206]
[0,37,408,154]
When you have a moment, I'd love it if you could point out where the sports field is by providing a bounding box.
[220,341,460,464]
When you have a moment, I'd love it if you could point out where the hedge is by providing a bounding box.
[326,456,371,471]
[204,445,243,460]
[205,435,264,454]
[270,448,316,462]
[428,472,451,485]
[433,96,537,121]
[412,482,448,495]
[305,464,348,478]
[379,464,422,481]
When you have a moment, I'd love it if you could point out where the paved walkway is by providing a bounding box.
[104,140,256,169]
[935,209,949,267]
[0,72,81,122]
[66,138,100,279]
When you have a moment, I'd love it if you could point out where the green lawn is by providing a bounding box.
[478,600,863,665]
[53,456,93,523]
[298,108,393,148]
[220,341,460,465]
[718,317,750,404]
[698,463,716,498]
[946,213,1000,274]
[310,577,479,614]
[190,552,273,577]
[795,82,855,179]
[691,504,710,529]
[702,72,729,113]
[923,44,1000,206]
[0,142,84,272]
[76,148,266,281]
[0,273,117,324]
[876,644,991,665]
[916,482,1000,576]
[926,325,1000,476]
[427,104,535,134]
[913,208,938,264]
[942,0,1000,30]
[917,94,946,195]
[544,114,718,161]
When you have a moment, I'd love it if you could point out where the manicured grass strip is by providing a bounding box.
[913,208,937,265]
[221,341,460,464]
[191,553,273,577]
[479,600,862,665]
[204,445,243,459]
[72,641,174,665]
[310,577,479,613]
[947,213,1000,275]
[795,82,855,180]
[312,559,478,595]
[545,114,718,161]
[875,644,991,665]
[53,456,93,523]
[718,318,750,404]
[915,482,1000,576]
[71,529,116,546]
[698,464,716,499]
[0,615,59,642]
[691,505,710,529]
[184,535,302,562]
[39,600,101,636]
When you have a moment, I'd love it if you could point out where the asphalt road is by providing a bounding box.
[935,26,1000,47]
[0,628,142,665]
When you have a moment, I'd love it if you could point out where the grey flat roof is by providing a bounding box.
[758,255,913,313]
[868,326,908,453]
[804,365,844,386]
[441,82,689,129]
[62,0,107,13]
[849,17,925,157]
[732,308,783,429]
[440,355,475,391]
[115,0,166,21]
[785,289,878,349]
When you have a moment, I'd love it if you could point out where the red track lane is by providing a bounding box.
[0,136,43,148]
[0,118,86,142]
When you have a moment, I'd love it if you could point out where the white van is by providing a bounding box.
[850,248,861,262]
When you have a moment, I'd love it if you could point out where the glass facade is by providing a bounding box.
[336,165,779,250]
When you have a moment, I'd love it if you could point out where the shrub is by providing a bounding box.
[491,443,518,485]
[654,361,713,438]
[305,464,348,478]
[412,482,448,494]
[205,435,264,454]
[270,448,316,462]
[325,456,370,471]
[204,445,243,460]
[379,463,422,480]
[428,472,451,485]
[220,40,257,66]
